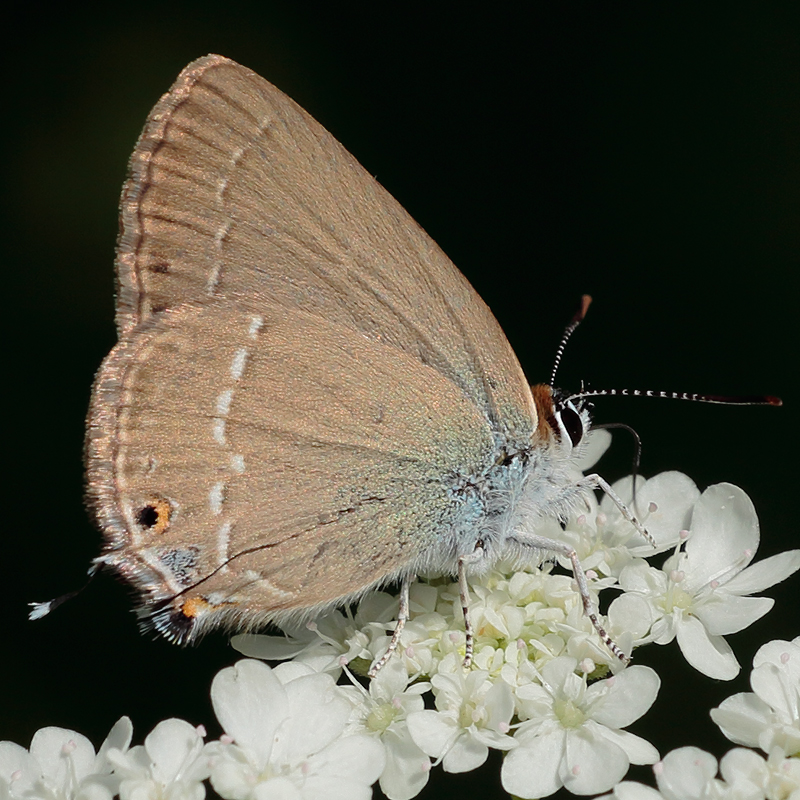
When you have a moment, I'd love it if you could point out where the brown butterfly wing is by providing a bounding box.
[90,55,538,639]
[88,301,496,638]
[115,54,535,446]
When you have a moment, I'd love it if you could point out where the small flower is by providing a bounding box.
[555,472,701,580]
[650,745,800,800]
[0,717,132,800]
[207,659,384,800]
[652,746,723,800]
[718,747,800,800]
[342,659,431,800]
[711,637,800,756]
[618,483,800,679]
[406,656,517,774]
[230,591,399,675]
[501,657,660,798]
[106,719,208,800]
[598,781,666,800]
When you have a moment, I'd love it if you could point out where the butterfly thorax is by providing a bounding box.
[420,384,593,577]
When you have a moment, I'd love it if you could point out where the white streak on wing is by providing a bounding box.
[243,570,296,600]
[248,315,264,339]
[212,418,226,445]
[216,388,234,415]
[230,348,248,381]
[209,482,225,515]
[230,454,246,473]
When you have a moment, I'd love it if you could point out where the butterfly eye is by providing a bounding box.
[557,404,585,447]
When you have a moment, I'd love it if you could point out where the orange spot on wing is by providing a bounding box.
[180,597,210,618]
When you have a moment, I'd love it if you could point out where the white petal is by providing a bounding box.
[623,472,699,553]
[484,679,515,730]
[718,747,767,788]
[684,484,758,590]
[369,658,411,703]
[619,562,666,595]
[75,778,118,800]
[30,727,96,785]
[608,593,655,640]
[710,693,772,746]
[272,674,350,763]
[211,660,288,767]
[676,615,740,680]
[405,711,457,759]
[501,728,566,799]
[591,726,659,765]
[302,735,384,799]
[95,718,133,770]
[590,666,660,728]
[231,633,312,660]
[541,657,580,694]
[378,728,430,800]
[694,594,773,635]
[599,780,666,800]
[271,662,317,684]
[253,775,301,800]
[442,734,488,773]
[208,749,256,800]
[0,741,40,796]
[143,719,204,784]
[751,661,800,719]
[471,727,517,752]
[753,638,800,672]
[655,746,718,800]
[299,778,372,800]
[560,726,629,795]
[722,550,800,594]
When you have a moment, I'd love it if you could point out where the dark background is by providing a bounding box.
[4,5,799,799]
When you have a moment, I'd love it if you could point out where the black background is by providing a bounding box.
[4,5,799,799]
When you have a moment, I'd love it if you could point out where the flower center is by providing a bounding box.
[554,698,587,729]
[663,585,694,613]
[459,701,487,729]
[366,702,399,733]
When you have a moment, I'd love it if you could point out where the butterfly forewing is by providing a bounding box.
[115,55,534,444]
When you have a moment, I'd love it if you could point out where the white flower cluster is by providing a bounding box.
[603,637,800,800]
[2,472,798,799]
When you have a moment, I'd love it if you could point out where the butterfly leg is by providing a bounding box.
[368,573,414,678]
[458,540,485,669]
[578,473,656,547]
[510,531,630,665]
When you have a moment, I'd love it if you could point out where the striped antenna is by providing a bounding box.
[565,388,782,407]
[550,294,592,387]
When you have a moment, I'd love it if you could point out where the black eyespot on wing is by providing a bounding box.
[137,505,160,528]
[559,405,584,447]
[135,498,173,534]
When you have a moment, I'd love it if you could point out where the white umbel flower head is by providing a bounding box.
[711,636,800,757]
[206,659,384,800]
[342,658,431,800]
[0,717,132,800]
[105,718,208,800]
[617,483,800,680]
[554,471,701,580]
[501,656,660,798]
[405,655,517,774]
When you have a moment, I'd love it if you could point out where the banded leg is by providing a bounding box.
[368,573,414,678]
